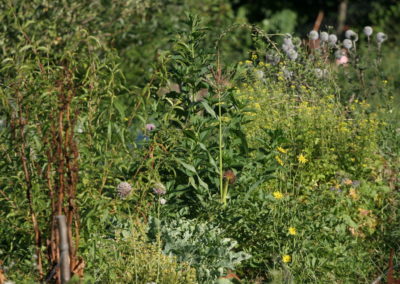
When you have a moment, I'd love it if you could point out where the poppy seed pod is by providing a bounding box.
[320,32,329,42]
[328,34,338,46]
[363,26,373,37]
[308,30,319,40]
[345,30,358,41]
[376,32,387,44]
[343,39,352,50]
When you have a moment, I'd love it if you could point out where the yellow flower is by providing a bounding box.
[251,54,258,60]
[275,155,284,166]
[273,191,283,199]
[298,154,308,164]
[288,227,297,235]
[282,255,291,263]
[349,188,359,200]
[245,60,252,65]
[277,146,288,154]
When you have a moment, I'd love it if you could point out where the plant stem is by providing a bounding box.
[218,91,224,205]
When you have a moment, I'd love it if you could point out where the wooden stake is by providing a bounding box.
[57,215,70,283]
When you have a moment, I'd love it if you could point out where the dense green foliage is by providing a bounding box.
[1,0,399,283]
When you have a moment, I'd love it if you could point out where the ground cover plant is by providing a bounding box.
[0,0,399,283]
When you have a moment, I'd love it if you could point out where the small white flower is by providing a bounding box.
[363,26,373,37]
[308,30,319,40]
[343,39,352,50]
[320,32,329,42]
[159,198,167,205]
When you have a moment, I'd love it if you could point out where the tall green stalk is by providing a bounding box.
[218,91,224,205]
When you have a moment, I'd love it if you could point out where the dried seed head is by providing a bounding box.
[320,32,329,42]
[117,182,132,198]
[363,26,373,37]
[308,30,319,40]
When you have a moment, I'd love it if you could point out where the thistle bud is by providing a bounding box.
[343,39,352,50]
[376,32,387,44]
[320,32,329,42]
[345,30,358,41]
[117,182,132,198]
[308,30,319,40]
[363,26,373,37]
[152,182,166,195]
[328,34,338,46]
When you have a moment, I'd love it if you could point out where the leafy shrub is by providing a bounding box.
[149,217,250,283]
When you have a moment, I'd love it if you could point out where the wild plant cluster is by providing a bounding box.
[0,0,399,283]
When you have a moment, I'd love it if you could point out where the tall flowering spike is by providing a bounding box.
[363,26,373,37]
[320,32,329,42]
[343,39,352,50]
[117,182,132,198]
[308,30,319,40]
